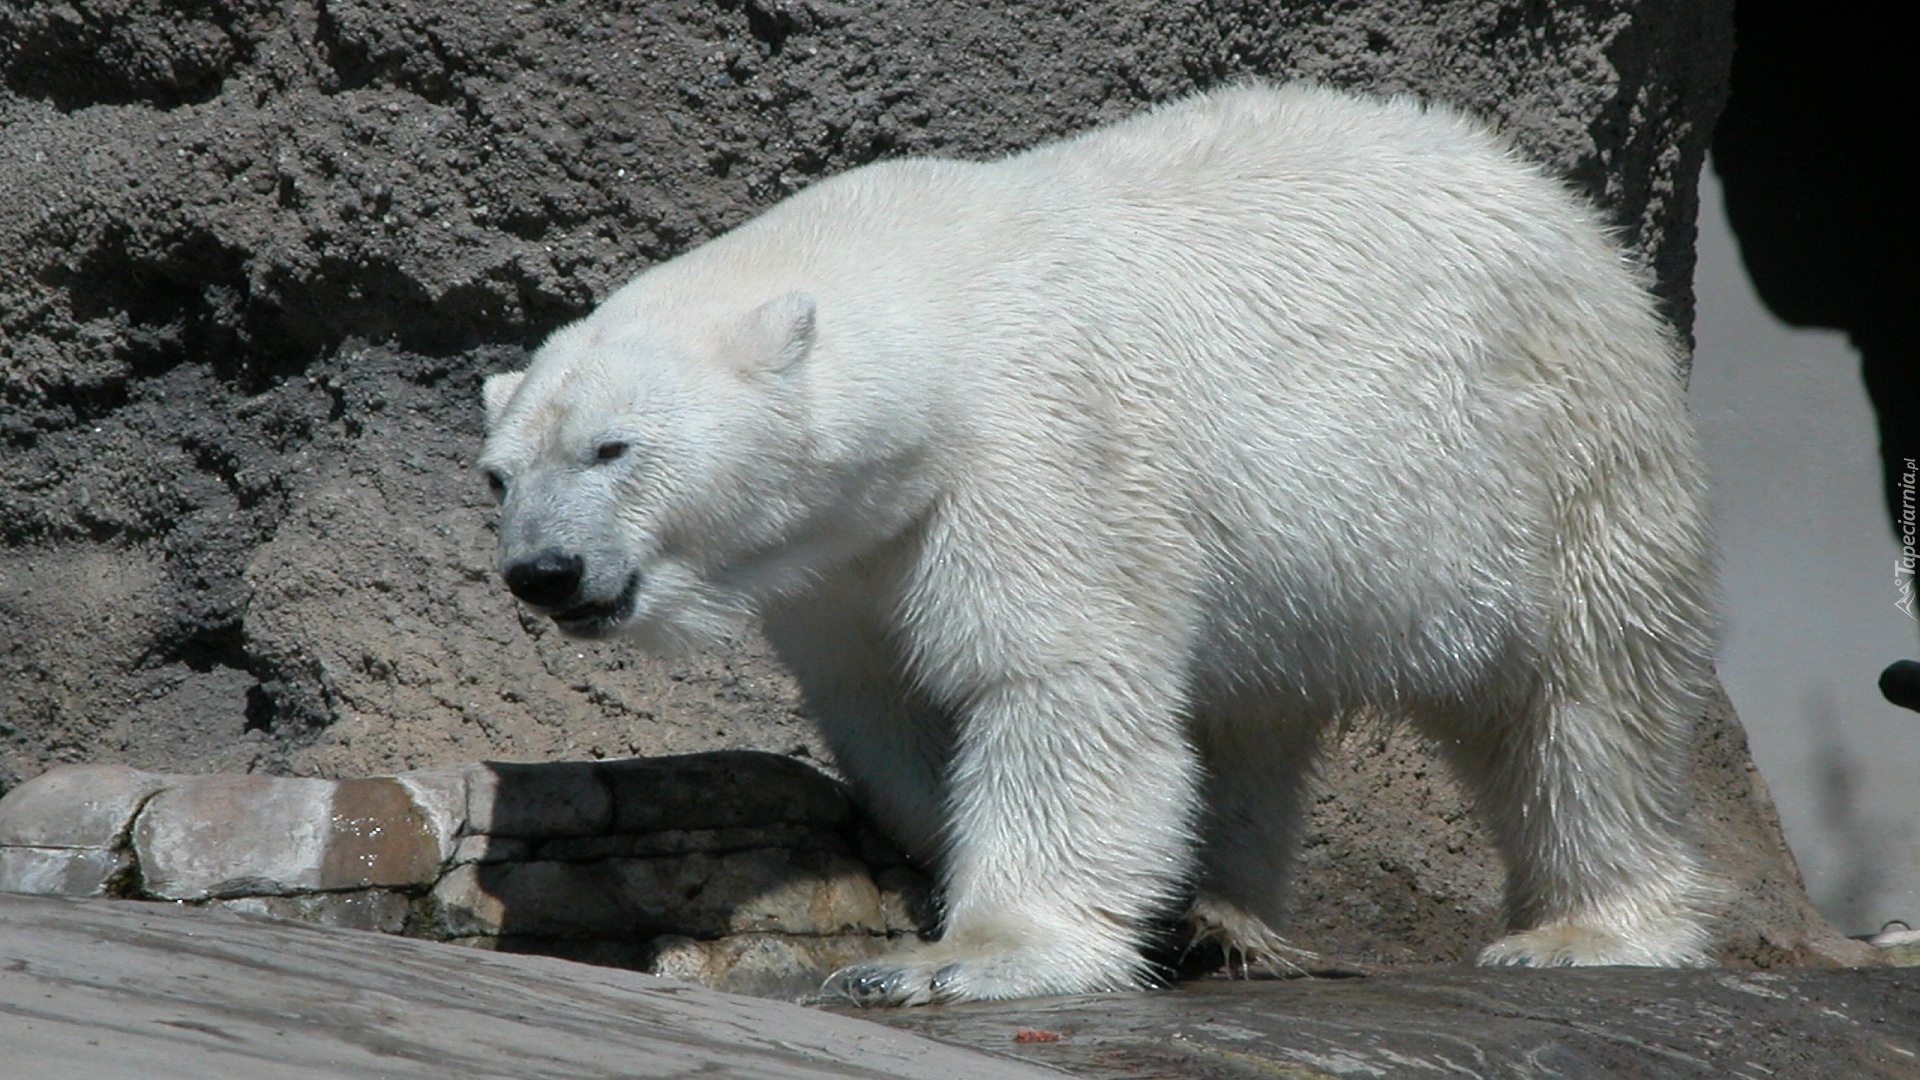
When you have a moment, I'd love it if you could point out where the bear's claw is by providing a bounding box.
[828,959,967,1007]
[826,937,1144,1006]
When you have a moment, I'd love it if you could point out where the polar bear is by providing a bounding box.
[477,83,1716,1005]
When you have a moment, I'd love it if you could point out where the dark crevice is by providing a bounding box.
[242,683,279,733]
[159,620,249,676]
[741,0,798,56]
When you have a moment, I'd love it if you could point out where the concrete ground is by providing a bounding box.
[7,893,1918,1080]
[0,893,1061,1080]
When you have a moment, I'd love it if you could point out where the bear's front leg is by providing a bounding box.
[830,668,1204,1006]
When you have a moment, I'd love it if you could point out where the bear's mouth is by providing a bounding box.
[551,573,640,637]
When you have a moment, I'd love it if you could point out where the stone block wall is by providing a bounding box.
[0,752,933,998]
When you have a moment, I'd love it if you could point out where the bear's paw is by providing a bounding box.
[826,938,1146,1006]
[1477,921,1712,968]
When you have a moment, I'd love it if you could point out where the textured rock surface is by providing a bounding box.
[1,0,1850,977]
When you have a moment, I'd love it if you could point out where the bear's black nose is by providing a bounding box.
[503,550,585,609]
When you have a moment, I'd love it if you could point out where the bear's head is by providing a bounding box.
[477,291,827,647]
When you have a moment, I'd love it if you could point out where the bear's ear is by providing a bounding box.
[483,371,526,427]
[737,291,816,375]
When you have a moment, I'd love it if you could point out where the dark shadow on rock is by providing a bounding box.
[1801,689,1898,933]
[445,751,932,999]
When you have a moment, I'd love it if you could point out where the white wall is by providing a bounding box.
[1691,164,1920,936]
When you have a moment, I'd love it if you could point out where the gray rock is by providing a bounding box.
[599,751,856,833]
[532,820,850,861]
[8,890,1908,1080]
[427,860,630,939]
[449,832,534,866]
[211,889,414,934]
[1869,927,1920,966]
[132,775,334,899]
[392,764,472,864]
[0,763,156,897]
[0,754,914,998]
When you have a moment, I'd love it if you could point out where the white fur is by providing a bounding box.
[478,83,1716,1005]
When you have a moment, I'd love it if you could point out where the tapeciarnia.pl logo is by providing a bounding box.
[1898,457,1916,620]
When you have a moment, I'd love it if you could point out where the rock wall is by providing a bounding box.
[1,0,1845,971]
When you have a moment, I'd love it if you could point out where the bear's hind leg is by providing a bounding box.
[1189,708,1322,974]
[1427,694,1713,968]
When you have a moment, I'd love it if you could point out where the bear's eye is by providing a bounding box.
[593,441,630,463]
[483,468,507,500]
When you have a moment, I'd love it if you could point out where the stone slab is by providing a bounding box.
[0,764,168,848]
[465,760,611,839]
[323,777,445,888]
[131,775,334,899]
[1872,928,1920,966]
[132,774,443,899]
[0,892,1062,1080]
[391,764,471,864]
[0,846,131,897]
[211,890,415,934]
[533,821,849,861]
